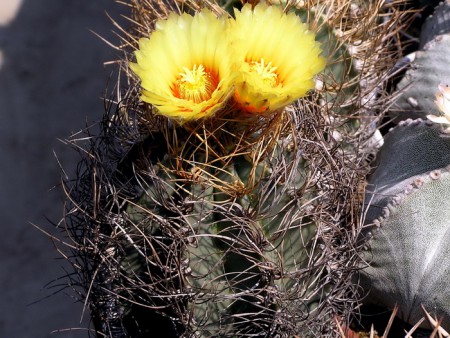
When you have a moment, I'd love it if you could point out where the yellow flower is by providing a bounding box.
[229,3,326,114]
[130,10,235,121]
[428,83,450,128]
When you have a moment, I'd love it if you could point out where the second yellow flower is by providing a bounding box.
[229,3,326,114]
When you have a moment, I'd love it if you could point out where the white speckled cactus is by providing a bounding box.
[359,119,450,327]
[391,1,450,122]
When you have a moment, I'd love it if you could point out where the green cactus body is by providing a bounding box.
[61,1,405,336]
[363,119,450,221]
[296,7,359,115]
[361,169,450,327]
[123,141,317,336]
[360,119,450,326]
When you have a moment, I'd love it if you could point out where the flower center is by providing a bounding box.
[173,64,218,103]
[248,58,279,87]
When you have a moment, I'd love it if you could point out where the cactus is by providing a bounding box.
[359,119,450,327]
[391,34,450,121]
[67,106,352,336]
[121,139,319,336]
[356,2,450,332]
[391,0,450,123]
[60,0,408,337]
[420,1,450,48]
[364,119,450,216]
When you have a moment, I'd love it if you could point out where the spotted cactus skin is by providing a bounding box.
[420,1,450,48]
[361,169,450,327]
[364,119,450,222]
[360,119,450,326]
[370,4,450,322]
[388,0,450,124]
[391,34,450,122]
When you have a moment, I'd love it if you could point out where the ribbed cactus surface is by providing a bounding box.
[391,1,450,122]
[420,1,450,48]
[60,0,407,337]
[360,119,450,327]
[121,133,320,336]
[392,33,450,122]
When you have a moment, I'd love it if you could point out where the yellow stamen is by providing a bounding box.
[174,64,218,103]
[248,59,279,87]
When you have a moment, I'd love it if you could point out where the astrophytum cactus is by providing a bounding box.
[420,0,450,49]
[391,1,450,123]
[120,137,319,336]
[60,0,408,337]
[359,118,450,327]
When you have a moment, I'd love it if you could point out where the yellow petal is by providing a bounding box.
[130,9,235,121]
[229,3,325,114]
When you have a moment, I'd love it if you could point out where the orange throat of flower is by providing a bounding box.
[172,64,219,104]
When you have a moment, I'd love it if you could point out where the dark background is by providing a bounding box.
[0,1,125,336]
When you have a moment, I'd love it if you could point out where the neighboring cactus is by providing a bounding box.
[61,0,408,337]
[359,119,450,327]
[391,1,450,123]
[391,34,450,121]
[354,3,450,332]
[420,1,450,49]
